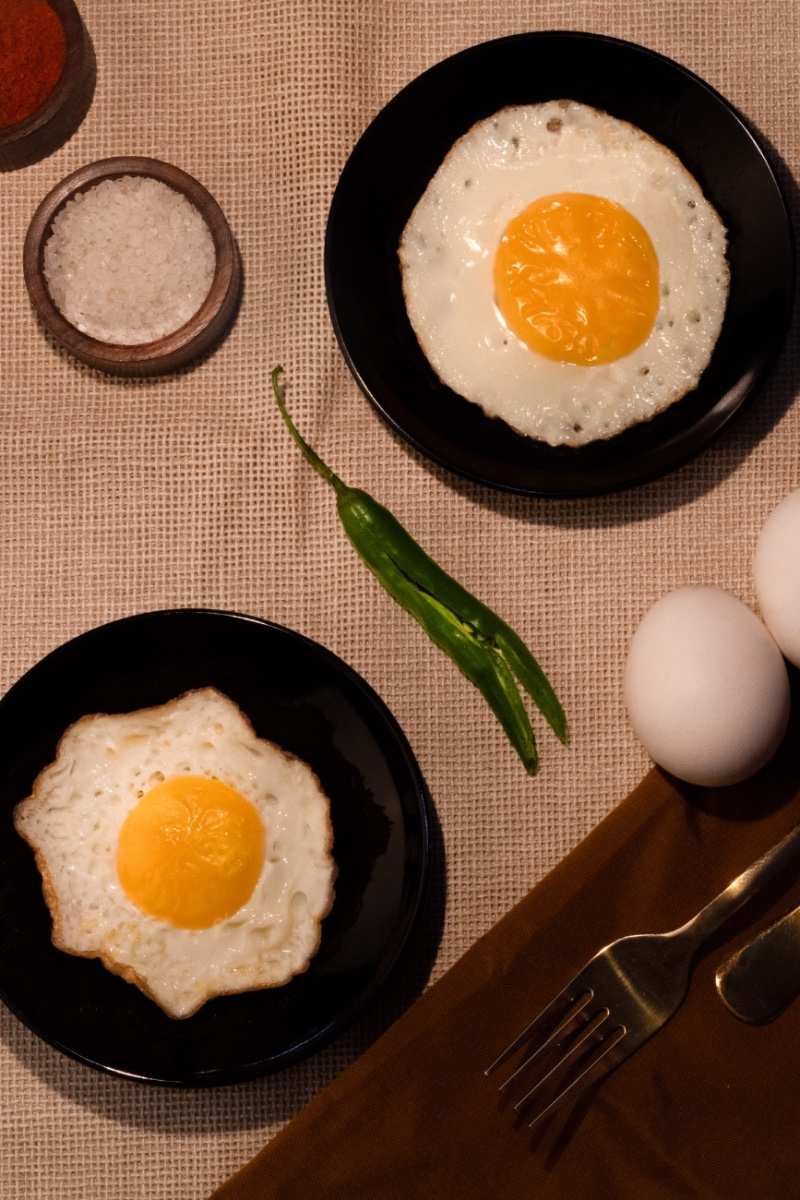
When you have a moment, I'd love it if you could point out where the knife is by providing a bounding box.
[716,902,800,1023]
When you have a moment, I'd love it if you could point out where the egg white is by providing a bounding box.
[399,100,730,447]
[14,689,335,1018]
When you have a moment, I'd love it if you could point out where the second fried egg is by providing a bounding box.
[14,688,335,1018]
[399,100,729,447]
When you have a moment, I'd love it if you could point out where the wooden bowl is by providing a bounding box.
[0,0,96,172]
[23,156,243,376]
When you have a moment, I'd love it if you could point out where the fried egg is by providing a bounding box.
[14,689,335,1018]
[399,100,730,447]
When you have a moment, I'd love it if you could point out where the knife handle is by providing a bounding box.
[716,903,800,1023]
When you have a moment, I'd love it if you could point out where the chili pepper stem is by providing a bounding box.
[271,366,344,493]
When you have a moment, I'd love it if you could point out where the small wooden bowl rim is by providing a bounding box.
[0,0,86,148]
[24,156,239,370]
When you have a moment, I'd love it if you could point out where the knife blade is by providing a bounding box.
[716,902,800,1023]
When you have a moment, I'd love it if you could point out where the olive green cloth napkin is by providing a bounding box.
[212,740,800,1199]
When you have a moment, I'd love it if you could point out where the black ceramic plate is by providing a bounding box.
[0,610,431,1085]
[325,32,794,497]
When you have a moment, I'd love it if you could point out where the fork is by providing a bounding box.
[485,818,800,1127]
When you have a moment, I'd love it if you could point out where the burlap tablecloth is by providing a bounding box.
[1,1,798,1196]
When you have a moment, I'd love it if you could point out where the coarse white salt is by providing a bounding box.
[43,175,217,345]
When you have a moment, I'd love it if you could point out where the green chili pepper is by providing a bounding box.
[271,366,568,775]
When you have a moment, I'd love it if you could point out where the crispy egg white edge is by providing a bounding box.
[13,688,337,1019]
[398,99,731,447]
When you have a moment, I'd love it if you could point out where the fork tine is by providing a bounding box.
[513,1006,611,1111]
[484,985,590,1077]
[498,991,594,1092]
[527,1024,627,1128]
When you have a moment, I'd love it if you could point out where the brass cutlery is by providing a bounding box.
[717,899,800,1023]
[486,820,800,1126]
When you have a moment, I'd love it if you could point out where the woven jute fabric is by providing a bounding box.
[1,2,798,1197]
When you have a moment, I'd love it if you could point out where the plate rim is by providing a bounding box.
[325,29,795,498]
[0,607,433,1086]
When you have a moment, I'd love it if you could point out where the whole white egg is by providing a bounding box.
[754,488,800,667]
[624,586,789,786]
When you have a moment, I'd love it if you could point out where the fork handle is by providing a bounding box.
[677,819,800,950]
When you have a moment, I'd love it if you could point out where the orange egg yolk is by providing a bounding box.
[116,775,265,930]
[494,192,660,366]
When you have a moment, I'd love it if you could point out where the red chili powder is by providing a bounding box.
[0,0,67,129]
